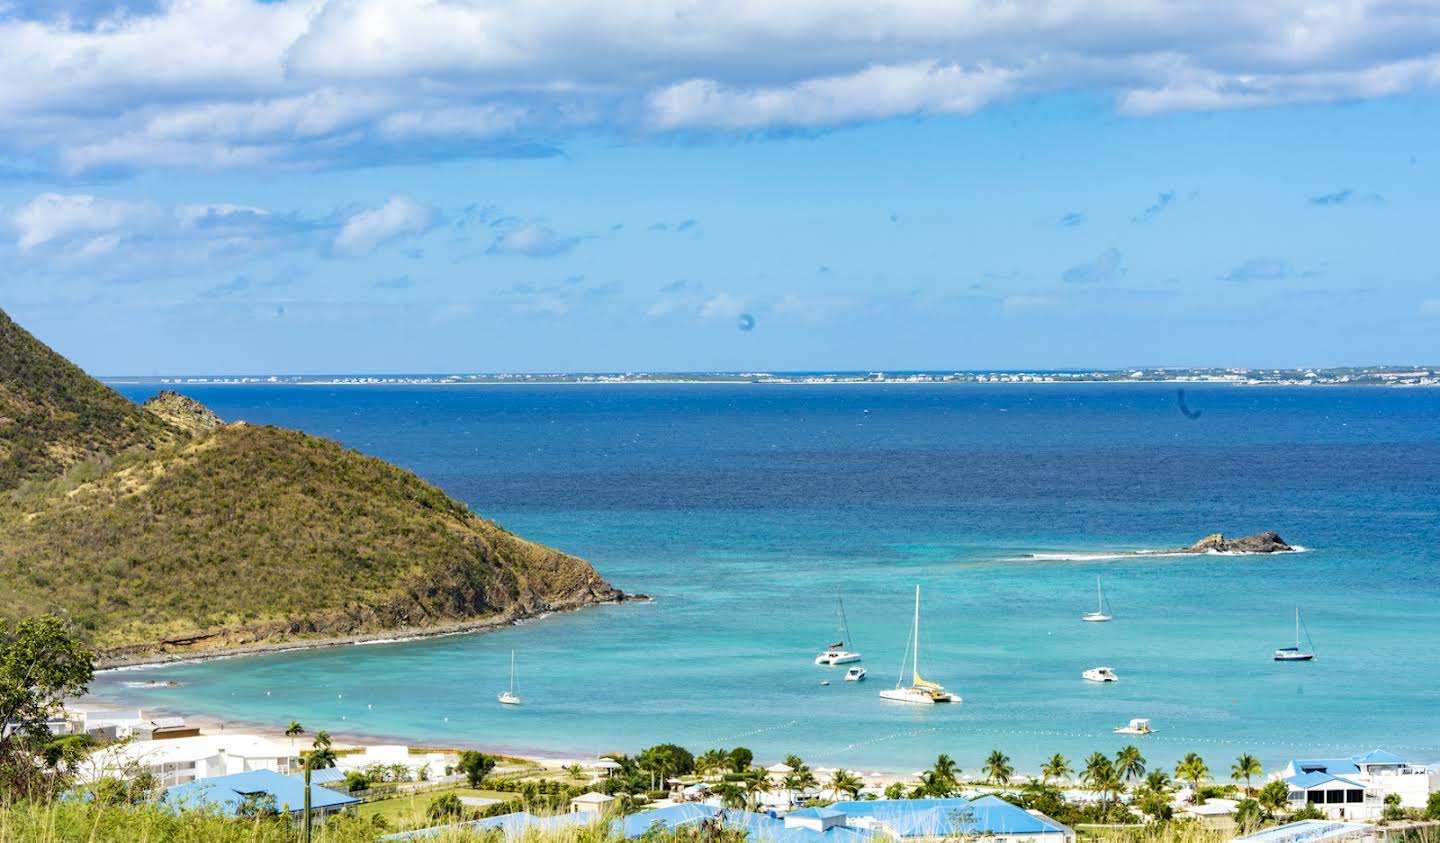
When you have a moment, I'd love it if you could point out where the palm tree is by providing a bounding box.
[931,754,961,788]
[1115,745,1147,784]
[982,750,1014,786]
[829,769,864,800]
[285,721,304,756]
[1093,764,1125,811]
[885,781,907,800]
[713,781,746,809]
[1082,752,1116,801]
[742,767,770,810]
[696,750,728,778]
[1232,754,1263,795]
[300,732,337,843]
[1143,769,1172,794]
[1040,754,1072,784]
[1175,753,1209,802]
[564,763,585,780]
[916,771,952,798]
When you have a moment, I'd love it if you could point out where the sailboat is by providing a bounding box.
[1081,575,1113,622]
[814,592,862,665]
[1274,607,1316,661]
[879,585,959,704]
[497,650,522,705]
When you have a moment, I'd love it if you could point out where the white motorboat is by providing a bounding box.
[879,585,959,704]
[1083,666,1118,682]
[497,650,522,705]
[1113,718,1153,735]
[815,592,863,665]
[1082,575,1113,622]
[1274,607,1316,662]
[844,666,867,682]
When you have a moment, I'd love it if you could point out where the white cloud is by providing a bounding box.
[9,192,153,250]
[698,293,748,321]
[486,223,580,258]
[3,1,1440,170]
[333,195,438,257]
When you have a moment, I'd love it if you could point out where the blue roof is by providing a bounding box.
[383,812,596,841]
[288,767,347,785]
[830,797,1067,837]
[1286,772,1364,790]
[1291,758,1361,775]
[788,807,846,819]
[165,769,356,817]
[1233,820,1372,843]
[619,803,721,838]
[1351,749,1407,765]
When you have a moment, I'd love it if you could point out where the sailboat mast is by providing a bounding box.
[1295,607,1301,648]
[912,585,921,678]
[837,593,852,647]
[1097,576,1103,613]
[510,650,517,693]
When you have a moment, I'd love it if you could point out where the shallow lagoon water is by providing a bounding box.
[94,383,1440,773]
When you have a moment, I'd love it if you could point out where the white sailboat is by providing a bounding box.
[497,650,522,705]
[1082,575,1113,622]
[1274,607,1316,661]
[815,592,862,665]
[879,585,959,704]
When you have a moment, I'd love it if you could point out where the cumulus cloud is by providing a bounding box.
[1062,248,1123,284]
[1222,257,1289,282]
[5,1,1440,171]
[486,223,581,257]
[8,192,153,251]
[333,195,438,257]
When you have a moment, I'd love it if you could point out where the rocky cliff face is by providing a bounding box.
[142,390,223,436]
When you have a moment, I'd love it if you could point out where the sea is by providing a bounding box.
[90,381,1440,776]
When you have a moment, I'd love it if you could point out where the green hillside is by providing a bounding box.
[0,310,180,489]
[0,308,621,659]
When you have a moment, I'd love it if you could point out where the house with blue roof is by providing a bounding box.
[829,796,1073,843]
[1277,749,1438,819]
[164,768,357,823]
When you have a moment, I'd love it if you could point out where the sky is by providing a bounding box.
[1,1,1438,375]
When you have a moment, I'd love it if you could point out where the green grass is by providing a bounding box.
[357,787,514,829]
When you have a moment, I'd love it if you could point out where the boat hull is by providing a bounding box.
[1274,652,1314,661]
[1081,613,1112,622]
[815,651,862,665]
[880,687,958,704]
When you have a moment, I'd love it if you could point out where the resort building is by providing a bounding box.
[164,769,358,822]
[391,798,1074,843]
[1277,749,1439,819]
[830,796,1075,843]
[79,733,300,787]
[570,791,617,814]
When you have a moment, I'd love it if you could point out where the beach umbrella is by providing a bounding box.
[766,763,794,775]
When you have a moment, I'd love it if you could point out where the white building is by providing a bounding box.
[1278,749,1439,819]
[569,792,616,814]
[80,733,300,787]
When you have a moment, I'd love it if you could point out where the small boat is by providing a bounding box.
[497,650,522,705]
[879,585,960,704]
[815,592,863,665]
[1082,575,1113,622]
[1274,607,1316,661]
[844,666,867,682]
[1113,718,1153,735]
[1083,666,1118,682]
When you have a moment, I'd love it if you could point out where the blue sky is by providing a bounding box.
[1,1,1438,374]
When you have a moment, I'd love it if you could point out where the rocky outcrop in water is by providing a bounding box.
[1183,531,1294,554]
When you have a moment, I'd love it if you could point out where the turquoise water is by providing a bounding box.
[93,383,1440,774]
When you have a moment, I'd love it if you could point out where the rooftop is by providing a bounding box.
[165,769,356,817]
[1233,820,1373,843]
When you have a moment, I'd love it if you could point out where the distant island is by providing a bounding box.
[104,365,1440,388]
[0,307,625,666]
[1174,531,1295,555]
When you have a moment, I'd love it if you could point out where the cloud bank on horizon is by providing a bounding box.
[1,0,1439,173]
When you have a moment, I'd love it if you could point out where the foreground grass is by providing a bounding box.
[357,787,513,829]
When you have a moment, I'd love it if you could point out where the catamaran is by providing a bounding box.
[1083,666,1119,682]
[1274,607,1316,661]
[815,592,863,665]
[879,585,959,704]
[497,650,522,705]
[1082,575,1113,622]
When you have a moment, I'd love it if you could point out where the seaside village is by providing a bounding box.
[32,704,1440,843]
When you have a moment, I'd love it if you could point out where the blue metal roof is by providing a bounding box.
[288,767,347,785]
[165,769,357,817]
[1351,749,1407,765]
[619,803,721,838]
[1286,772,1364,790]
[830,797,1067,837]
[1233,820,1372,843]
[788,807,846,819]
[1291,758,1361,775]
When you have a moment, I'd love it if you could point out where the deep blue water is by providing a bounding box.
[93,383,1440,774]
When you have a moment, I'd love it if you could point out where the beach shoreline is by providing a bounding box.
[95,597,642,672]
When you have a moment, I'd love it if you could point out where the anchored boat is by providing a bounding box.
[1082,575,1113,622]
[815,592,863,665]
[879,585,959,704]
[1274,607,1316,661]
[497,650,522,705]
